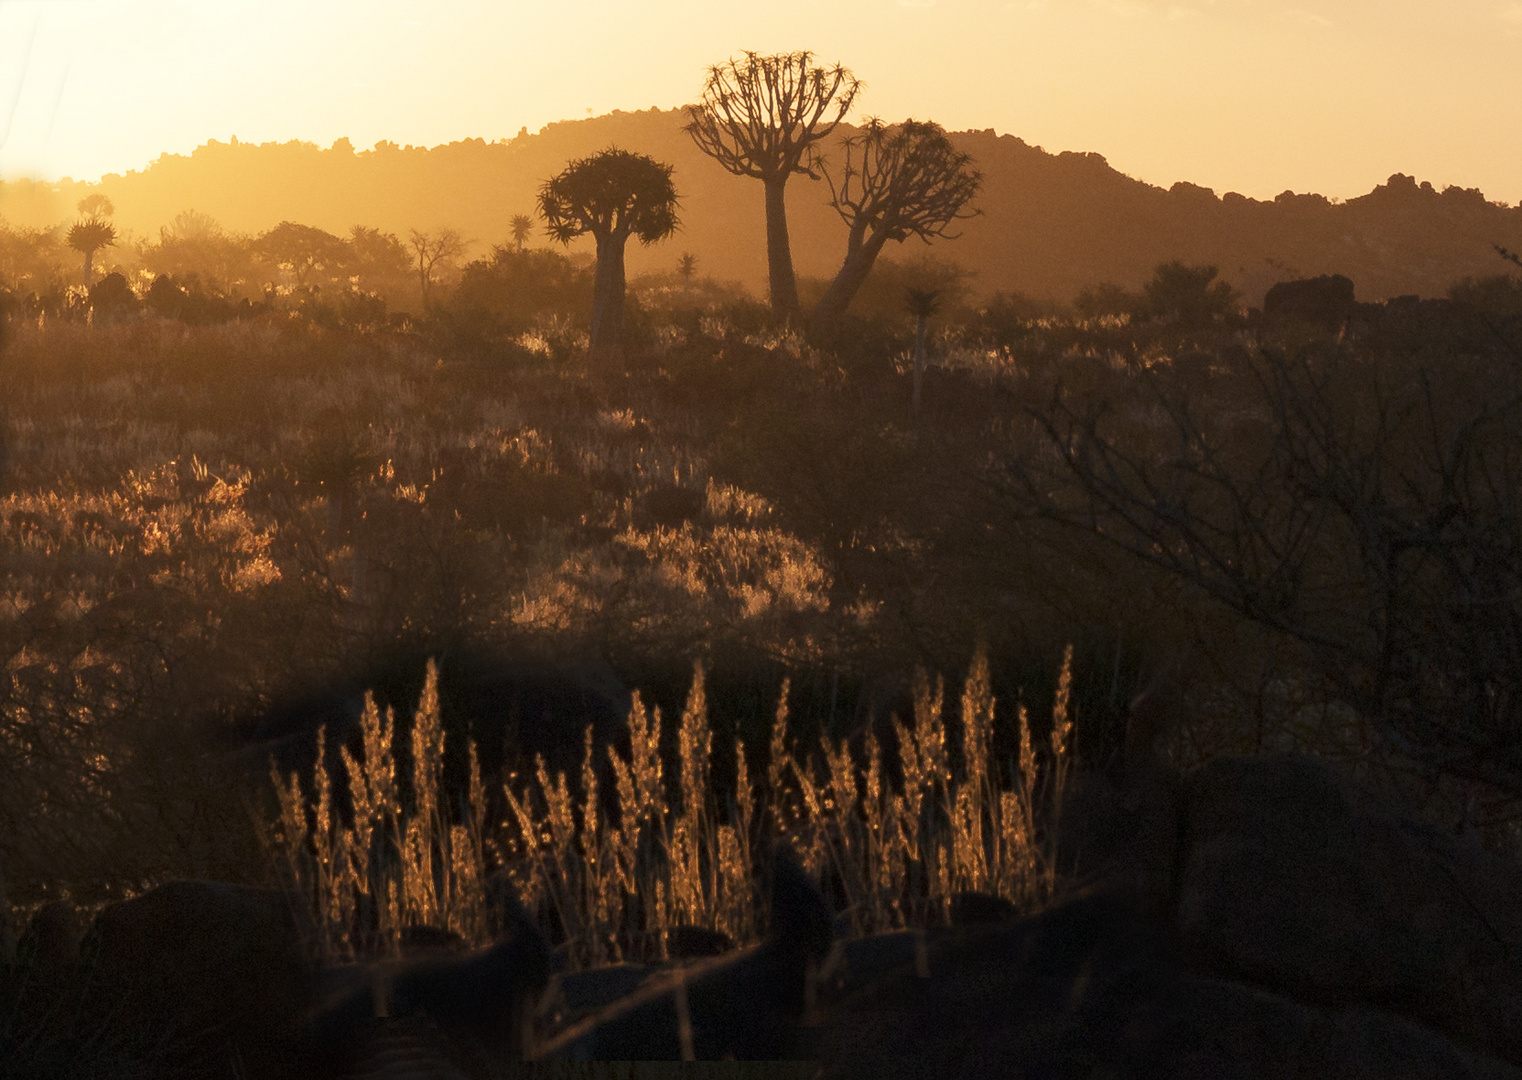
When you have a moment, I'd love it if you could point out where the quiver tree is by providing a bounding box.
[685,51,860,317]
[812,119,981,325]
[538,147,679,355]
[67,219,117,289]
[510,214,534,253]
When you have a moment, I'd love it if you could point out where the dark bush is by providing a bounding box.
[86,273,137,324]
[450,246,591,337]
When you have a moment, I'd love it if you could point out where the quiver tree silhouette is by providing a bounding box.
[685,50,861,318]
[538,147,679,355]
[510,214,534,253]
[66,219,117,289]
[812,119,981,325]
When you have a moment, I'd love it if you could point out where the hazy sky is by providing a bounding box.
[2,0,1519,203]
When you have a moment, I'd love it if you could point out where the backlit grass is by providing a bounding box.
[264,646,1077,968]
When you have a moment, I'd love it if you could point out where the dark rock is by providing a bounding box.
[1047,763,1183,919]
[1263,274,1357,328]
[948,892,1018,927]
[1175,753,1522,1066]
[398,925,468,955]
[5,901,81,1041]
[665,924,735,959]
[75,881,312,1079]
[545,962,655,1029]
[545,845,835,1060]
[812,888,1522,1080]
[303,892,551,1075]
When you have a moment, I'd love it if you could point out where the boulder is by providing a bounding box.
[302,890,551,1075]
[5,901,82,1042]
[539,845,834,1060]
[76,881,313,1078]
[1263,275,1357,328]
[1175,754,1522,1065]
[812,889,1522,1080]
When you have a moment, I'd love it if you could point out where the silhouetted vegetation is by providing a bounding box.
[686,52,861,316]
[812,119,982,324]
[539,148,680,355]
[8,66,1522,1077]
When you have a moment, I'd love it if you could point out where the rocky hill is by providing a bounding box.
[3,107,1520,304]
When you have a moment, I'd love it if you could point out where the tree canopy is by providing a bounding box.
[538,148,679,247]
[66,219,118,287]
[256,221,348,289]
[684,51,860,185]
[539,148,679,352]
[812,119,982,323]
[685,51,860,316]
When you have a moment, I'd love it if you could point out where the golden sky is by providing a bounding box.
[2,0,1519,203]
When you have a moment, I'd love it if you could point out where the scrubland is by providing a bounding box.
[5,260,1520,967]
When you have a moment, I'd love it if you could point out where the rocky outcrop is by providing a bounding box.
[808,752,1522,1078]
[301,894,551,1077]
[535,845,835,1061]
[1175,753,1522,1066]
[74,881,313,1078]
[1263,274,1358,328]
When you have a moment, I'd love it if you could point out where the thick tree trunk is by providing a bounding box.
[811,231,891,325]
[763,177,800,318]
[82,250,95,289]
[590,231,629,354]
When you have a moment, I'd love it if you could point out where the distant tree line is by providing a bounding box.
[0,197,482,329]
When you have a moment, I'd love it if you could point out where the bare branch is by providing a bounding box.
[683,51,861,182]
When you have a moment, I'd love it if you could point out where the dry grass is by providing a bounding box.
[268,646,1078,968]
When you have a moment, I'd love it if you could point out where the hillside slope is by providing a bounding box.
[3,108,1519,303]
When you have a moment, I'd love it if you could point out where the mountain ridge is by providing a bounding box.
[2,107,1518,304]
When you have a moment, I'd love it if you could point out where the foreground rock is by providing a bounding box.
[75,881,313,1079]
[535,845,834,1060]
[301,895,551,1078]
[807,751,1522,1078]
[1176,753,1522,1066]
[812,889,1522,1079]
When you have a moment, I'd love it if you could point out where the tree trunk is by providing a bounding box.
[82,249,95,289]
[913,313,928,420]
[590,230,629,355]
[764,177,799,318]
[811,231,891,325]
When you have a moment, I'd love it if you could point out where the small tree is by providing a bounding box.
[510,214,534,253]
[812,119,981,324]
[538,148,679,355]
[1138,261,1237,326]
[67,220,117,288]
[258,221,349,292]
[677,252,697,284]
[76,193,114,221]
[407,228,468,306]
[685,51,860,317]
